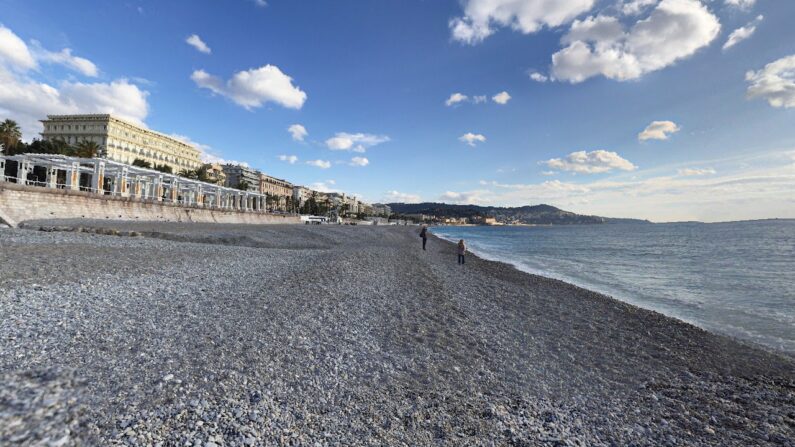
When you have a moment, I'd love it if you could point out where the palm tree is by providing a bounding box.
[0,119,22,153]
[75,139,100,158]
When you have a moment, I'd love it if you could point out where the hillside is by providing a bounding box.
[387,202,650,225]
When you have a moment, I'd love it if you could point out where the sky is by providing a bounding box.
[1,0,794,222]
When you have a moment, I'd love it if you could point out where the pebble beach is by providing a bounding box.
[1,221,793,446]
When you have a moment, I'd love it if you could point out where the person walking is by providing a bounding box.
[457,239,466,265]
[419,225,428,251]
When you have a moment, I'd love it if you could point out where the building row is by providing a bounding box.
[38,114,389,216]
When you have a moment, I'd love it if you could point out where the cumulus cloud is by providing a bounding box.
[551,0,721,83]
[191,65,306,110]
[278,154,298,164]
[450,0,596,44]
[723,15,762,51]
[349,156,369,167]
[288,123,307,141]
[440,190,487,204]
[492,91,511,104]
[186,34,212,54]
[459,132,487,147]
[0,26,98,77]
[529,72,549,82]
[620,0,658,16]
[170,134,246,166]
[306,159,331,169]
[544,150,636,174]
[325,132,390,152]
[445,92,468,106]
[460,150,795,222]
[384,190,421,203]
[33,45,98,77]
[0,67,149,141]
[724,0,755,10]
[746,54,795,108]
[0,26,36,70]
[678,167,716,176]
[638,120,680,141]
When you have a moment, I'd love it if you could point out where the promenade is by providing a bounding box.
[1,222,793,446]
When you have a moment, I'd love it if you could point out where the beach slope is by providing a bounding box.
[1,222,793,446]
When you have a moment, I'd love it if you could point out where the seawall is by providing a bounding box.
[0,182,299,227]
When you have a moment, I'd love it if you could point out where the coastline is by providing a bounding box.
[1,221,793,445]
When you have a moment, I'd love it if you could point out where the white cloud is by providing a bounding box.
[170,134,248,166]
[384,190,421,203]
[440,190,487,204]
[0,26,36,70]
[459,132,487,147]
[186,34,212,54]
[349,156,369,167]
[746,54,795,108]
[169,134,211,153]
[325,132,390,152]
[638,120,680,141]
[723,15,763,51]
[678,167,716,176]
[191,65,306,110]
[460,150,795,222]
[473,95,487,103]
[306,159,331,169]
[450,0,597,44]
[287,123,307,141]
[492,91,511,104]
[551,0,721,83]
[445,92,468,106]
[544,150,636,174]
[0,67,149,140]
[529,72,549,82]
[278,154,298,164]
[309,181,337,193]
[620,0,659,16]
[724,0,755,10]
[0,26,98,77]
[253,0,267,6]
[33,45,98,77]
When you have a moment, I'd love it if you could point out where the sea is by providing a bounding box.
[431,220,795,356]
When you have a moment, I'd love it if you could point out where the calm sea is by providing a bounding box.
[432,220,795,356]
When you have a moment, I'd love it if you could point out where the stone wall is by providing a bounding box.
[0,183,299,228]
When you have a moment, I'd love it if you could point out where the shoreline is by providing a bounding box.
[1,221,793,445]
[431,225,795,359]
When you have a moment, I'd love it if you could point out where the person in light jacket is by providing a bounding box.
[457,239,466,265]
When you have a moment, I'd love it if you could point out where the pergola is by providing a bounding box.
[0,153,271,212]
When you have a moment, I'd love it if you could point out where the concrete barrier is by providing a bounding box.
[0,183,299,227]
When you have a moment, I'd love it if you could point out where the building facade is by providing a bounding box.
[259,174,293,211]
[203,163,226,185]
[292,185,314,208]
[222,164,260,192]
[40,114,202,173]
[371,203,392,217]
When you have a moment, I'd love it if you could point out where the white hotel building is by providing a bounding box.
[40,114,202,173]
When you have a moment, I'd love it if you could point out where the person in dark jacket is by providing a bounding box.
[419,225,428,250]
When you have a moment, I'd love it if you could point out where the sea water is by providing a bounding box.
[432,220,795,356]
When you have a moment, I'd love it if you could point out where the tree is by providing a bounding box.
[0,119,22,153]
[234,179,251,191]
[75,139,100,158]
[153,164,173,174]
[178,168,198,179]
[132,158,152,169]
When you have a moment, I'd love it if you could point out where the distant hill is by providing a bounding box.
[387,202,650,225]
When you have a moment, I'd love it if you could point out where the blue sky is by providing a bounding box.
[1,0,794,222]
